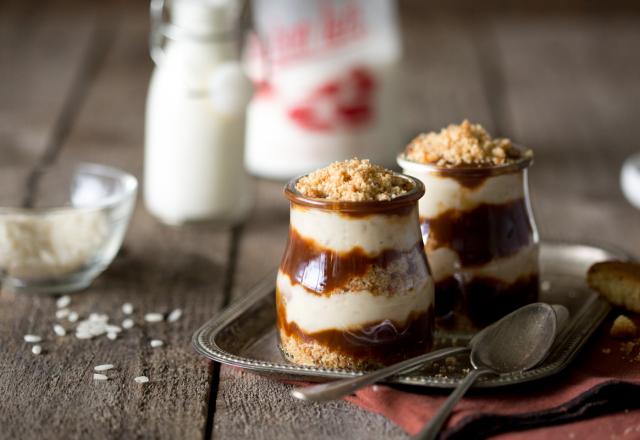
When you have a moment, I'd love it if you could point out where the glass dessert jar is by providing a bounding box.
[398,148,539,333]
[276,173,434,370]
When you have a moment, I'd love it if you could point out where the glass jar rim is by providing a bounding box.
[397,144,533,177]
[284,173,425,214]
[0,163,138,217]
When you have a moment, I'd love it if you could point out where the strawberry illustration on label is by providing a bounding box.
[287,68,376,131]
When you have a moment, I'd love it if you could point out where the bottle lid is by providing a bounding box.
[171,0,242,36]
[151,0,244,43]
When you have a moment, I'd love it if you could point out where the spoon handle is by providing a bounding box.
[291,346,469,402]
[413,367,495,440]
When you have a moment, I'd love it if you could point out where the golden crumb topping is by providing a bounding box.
[404,120,531,167]
[296,159,414,202]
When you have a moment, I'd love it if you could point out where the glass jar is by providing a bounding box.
[275,175,434,370]
[398,150,539,333]
[243,0,403,179]
[145,0,253,225]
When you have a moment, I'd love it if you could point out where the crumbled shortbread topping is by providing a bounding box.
[296,159,414,202]
[404,120,531,167]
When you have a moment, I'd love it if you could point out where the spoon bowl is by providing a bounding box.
[471,303,558,373]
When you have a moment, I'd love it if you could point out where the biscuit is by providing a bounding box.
[587,261,640,313]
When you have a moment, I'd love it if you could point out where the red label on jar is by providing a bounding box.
[287,67,376,132]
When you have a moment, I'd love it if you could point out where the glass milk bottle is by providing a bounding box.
[145,0,253,225]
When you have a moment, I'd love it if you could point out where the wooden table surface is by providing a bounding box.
[2,0,640,438]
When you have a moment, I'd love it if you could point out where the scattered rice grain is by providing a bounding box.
[122,303,134,315]
[134,375,149,384]
[56,308,70,319]
[24,334,42,343]
[144,313,164,323]
[32,344,42,355]
[94,364,115,372]
[76,321,106,337]
[167,308,182,322]
[68,311,79,322]
[106,325,122,333]
[107,332,118,340]
[53,324,66,337]
[89,313,108,323]
[122,318,134,329]
[150,339,164,348]
[93,373,108,381]
[56,295,71,309]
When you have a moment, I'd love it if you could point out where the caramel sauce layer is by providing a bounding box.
[421,198,534,267]
[280,227,427,295]
[435,273,539,330]
[276,289,434,365]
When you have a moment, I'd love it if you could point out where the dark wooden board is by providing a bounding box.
[0,0,98,168]
[0,2,232,439]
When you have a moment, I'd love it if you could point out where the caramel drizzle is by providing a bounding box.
[279,227,427,295]
[276,289,434,363]
[421,198,534,267]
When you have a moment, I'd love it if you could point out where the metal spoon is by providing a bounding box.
[291,345,469,402]
[291,303,567,402]
[414,302,560,440]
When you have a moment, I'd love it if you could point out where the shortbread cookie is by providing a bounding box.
[587,261,640,313]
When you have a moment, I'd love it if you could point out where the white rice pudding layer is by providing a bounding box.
[401,167,525,218]
[428,244,539,284]
[277,272,434,334]
[290,205,421,254]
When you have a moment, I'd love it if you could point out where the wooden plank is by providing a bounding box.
[0,0,100,210]
[212,11,496,440]
[0,2,233,439]
[216,366,406,440]
[490,16,640,250]
[0,0,97,168]
[400,15,496,141]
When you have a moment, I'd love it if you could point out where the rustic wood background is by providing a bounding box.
[1,0,640,438]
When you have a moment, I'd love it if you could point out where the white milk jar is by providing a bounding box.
[244,0,402,180]
[145,0,253,225]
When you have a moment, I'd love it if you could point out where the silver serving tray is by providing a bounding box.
[193,242,627,388]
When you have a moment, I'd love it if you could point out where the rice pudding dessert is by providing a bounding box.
[276,159,434,370]
[398,121,539,332]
